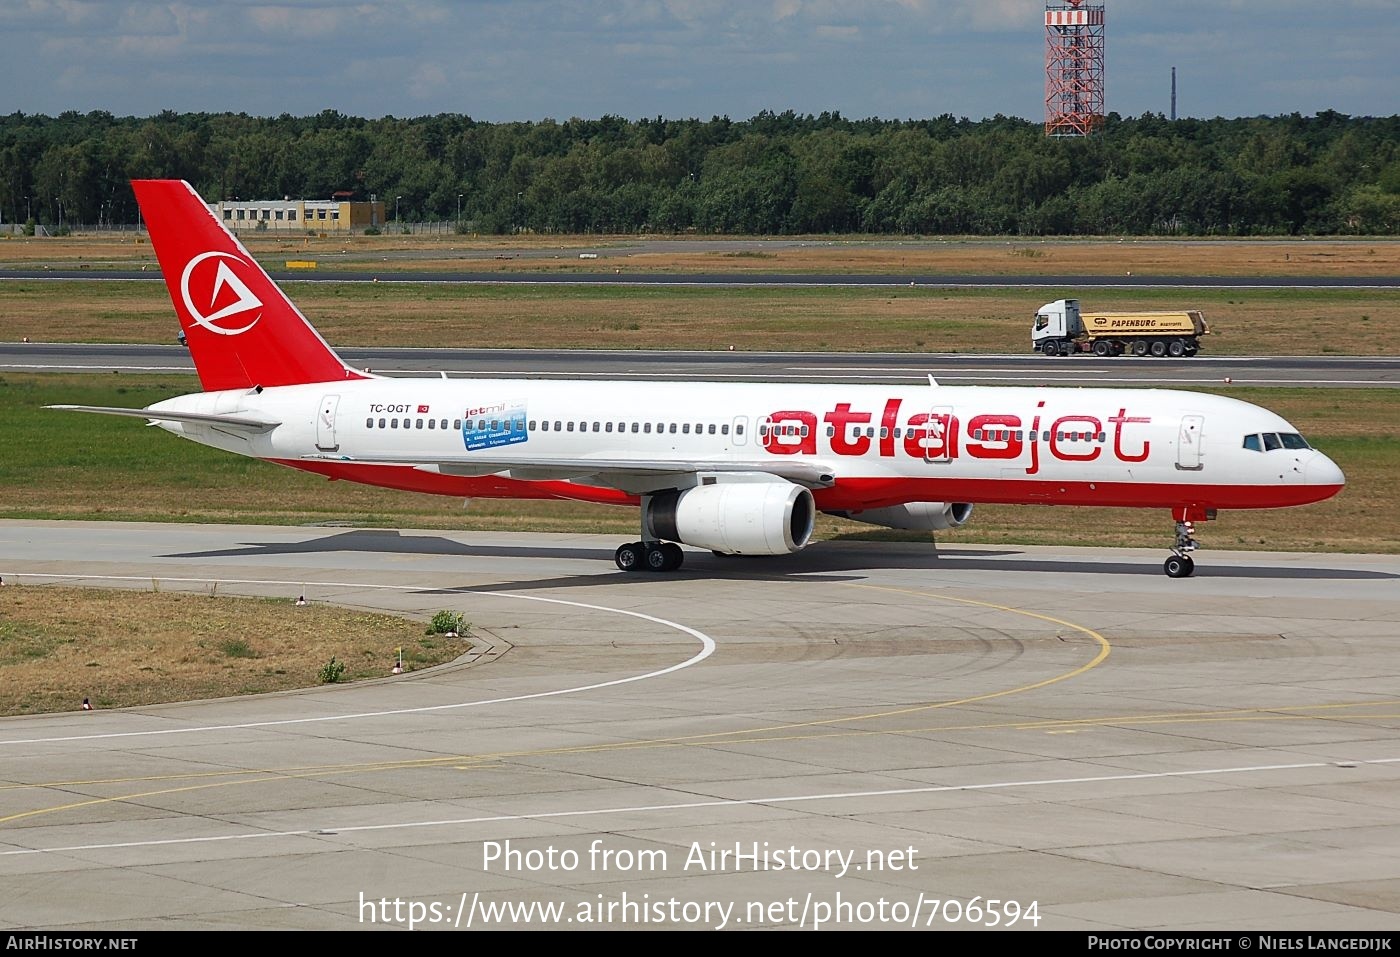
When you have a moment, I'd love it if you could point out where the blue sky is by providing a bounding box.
[3,1,1396,122]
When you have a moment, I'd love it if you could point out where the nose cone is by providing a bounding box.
[1305,452,1346,494]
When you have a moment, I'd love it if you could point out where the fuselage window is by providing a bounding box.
[428,419,436,430]
[1263,433,1282,451]
[682,423,691,434]
[605,422,614,433]
[592,422,600,432]
[366,417,374,428]
[735,424,744,436]
[391,418,399,428]
[668,423,677,434]
[553,420,561,430]
[567,422,575,432]
[721,424,730,435]
[631,423,639,433]
[441,419,449,430]
[453,419,461,430]
[644,423,652,433]
[708,424,716,435]
[379,418,386,429]
[416,419,424,429]
[541,421,550,432]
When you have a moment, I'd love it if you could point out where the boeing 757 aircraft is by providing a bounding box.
[52,180,1345,577]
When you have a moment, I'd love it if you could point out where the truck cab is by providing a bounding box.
[1031,299,1084,356]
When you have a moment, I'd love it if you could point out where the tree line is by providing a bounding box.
[2,109,1398,235]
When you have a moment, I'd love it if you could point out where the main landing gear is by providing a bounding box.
[615,540,684,573]
[1163,506,1213,578]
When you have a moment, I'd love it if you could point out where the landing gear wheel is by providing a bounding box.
[1164,555,1195,578]
[643,542,684,572]
[615,542,644,572]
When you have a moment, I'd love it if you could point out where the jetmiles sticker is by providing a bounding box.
[463,399,528,451]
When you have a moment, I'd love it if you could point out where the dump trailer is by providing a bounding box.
[1031,299,1209,357]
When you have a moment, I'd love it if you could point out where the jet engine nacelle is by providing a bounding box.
[646,479,816,555]
[833,501,974,532]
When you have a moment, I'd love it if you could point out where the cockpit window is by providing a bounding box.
[1244,432,1313,453]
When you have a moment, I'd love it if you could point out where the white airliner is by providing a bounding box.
[53,180,1345,578]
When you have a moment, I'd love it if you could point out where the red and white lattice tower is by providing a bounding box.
[1045,1,1106,136]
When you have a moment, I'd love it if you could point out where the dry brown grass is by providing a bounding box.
[2,280,1397,356]
[0,585,470,715]
[5,232,1399,277]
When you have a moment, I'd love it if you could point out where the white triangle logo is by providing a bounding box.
[179,251,264,336]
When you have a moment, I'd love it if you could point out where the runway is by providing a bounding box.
[3,520,1400,930]
[4,267,1400,288]
[6,342,1400,387]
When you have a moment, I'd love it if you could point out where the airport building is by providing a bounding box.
[208,195,386,232]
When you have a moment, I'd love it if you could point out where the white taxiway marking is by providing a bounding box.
[4,757,1396,857]
[0,573,716,746]
[0,364,190,371]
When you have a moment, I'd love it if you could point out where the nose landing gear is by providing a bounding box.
[1165,522,1198,578]
[1164,507,1214,578]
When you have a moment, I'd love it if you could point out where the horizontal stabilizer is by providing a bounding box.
[47,405,281,433]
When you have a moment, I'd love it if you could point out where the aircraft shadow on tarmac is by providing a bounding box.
[162,529,1397,586]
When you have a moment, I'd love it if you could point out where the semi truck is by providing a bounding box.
[1031,299,1209,357]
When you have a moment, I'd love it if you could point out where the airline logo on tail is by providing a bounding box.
[179,251,264,336]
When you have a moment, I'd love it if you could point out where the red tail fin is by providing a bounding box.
[132,180,365,392]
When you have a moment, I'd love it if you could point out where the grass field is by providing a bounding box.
[3,280,1398,356]
[0,585,470,716]
[1,373,1394,554]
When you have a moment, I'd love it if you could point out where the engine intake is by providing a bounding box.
[646,480,815,555]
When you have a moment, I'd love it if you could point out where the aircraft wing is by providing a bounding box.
[47,405,282,433]
[302,451,836,495]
